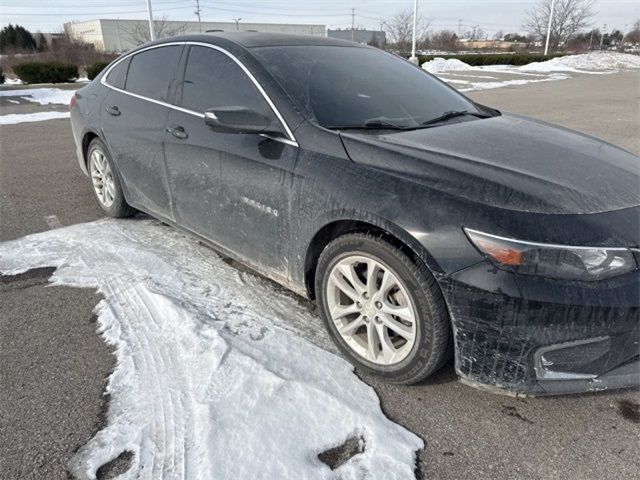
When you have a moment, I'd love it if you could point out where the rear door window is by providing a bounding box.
[180,45,273,117]
[105,57,130,89]
[125,45,181,102]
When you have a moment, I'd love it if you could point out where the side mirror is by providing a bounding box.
[204,106,281,135]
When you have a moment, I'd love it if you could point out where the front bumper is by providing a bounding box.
[440,262,640,396]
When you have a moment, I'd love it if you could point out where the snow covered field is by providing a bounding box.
[423,52,640,92]
[0,218,422,480]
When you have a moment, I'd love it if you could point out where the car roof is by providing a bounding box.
[156,32,366,49]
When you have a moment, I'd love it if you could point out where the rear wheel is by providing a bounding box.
[87,138,135,218]
[316,233,451,384]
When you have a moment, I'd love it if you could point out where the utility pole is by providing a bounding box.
[600,24,607,49]
[146,0,155,41]
[234,18,242,31]
[409,0,418,63]
[458,19,462,37]
[351,8,355,41]
[543,0,556,55]
[195,0,202,32]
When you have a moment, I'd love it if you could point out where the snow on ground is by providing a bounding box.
[454,74,569,93]
[0,87,75,105]
[3,77,23,85]
[2,76,89,85]
[0,218,423,480]
[0,111,70,125]
[422,52,640,75]
[422,57,570,92]
[520,52,640,73]
[423,52,640,93]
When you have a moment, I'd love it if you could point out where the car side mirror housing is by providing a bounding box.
[204,106,282,136]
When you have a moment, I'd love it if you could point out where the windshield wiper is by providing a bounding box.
[420,110,491,127]
[326,117,412,130]
[364,117,412,129]
[327,111,490,131]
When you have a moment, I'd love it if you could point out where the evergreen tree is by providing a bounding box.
[0,24,37,52]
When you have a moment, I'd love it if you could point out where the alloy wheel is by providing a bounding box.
[90,149,116,208]
[326,254,418,365]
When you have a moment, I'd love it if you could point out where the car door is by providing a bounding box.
[165,44,299,277]
[162,45,224,238]
[100,44,183,220]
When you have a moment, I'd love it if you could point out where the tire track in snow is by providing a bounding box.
[0,218,423,480]
[122,285,169,480]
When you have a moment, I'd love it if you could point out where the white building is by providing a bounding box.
[64,19,326,52]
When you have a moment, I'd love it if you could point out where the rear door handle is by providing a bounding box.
[105,105,120,116]
[166,125,188,139]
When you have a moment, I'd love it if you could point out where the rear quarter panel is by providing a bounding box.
[70,80,110,174]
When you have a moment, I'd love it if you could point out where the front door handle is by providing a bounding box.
[105,105,120,116]
[166,125,188,139]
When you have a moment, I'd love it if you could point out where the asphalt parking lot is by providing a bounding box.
[1,72,639,480]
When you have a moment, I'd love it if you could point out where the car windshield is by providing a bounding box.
[251,45,484,129]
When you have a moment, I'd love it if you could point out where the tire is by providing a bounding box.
[315,233,451,384]
[87,138,135,218]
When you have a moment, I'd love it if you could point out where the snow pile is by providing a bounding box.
[424,52,640,76]
[3,77,23,85]
[0,111,70,125]
[0,87,75,105]
[521,52,640,72]
[422,57,473,73]
[0,218,423,480]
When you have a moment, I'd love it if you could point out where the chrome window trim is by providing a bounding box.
[100,41,298,147]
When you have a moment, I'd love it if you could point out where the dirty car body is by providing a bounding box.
[70,33,640,395]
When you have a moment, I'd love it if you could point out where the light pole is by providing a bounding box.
[409,0,418,63]
[146,0,155,41]
[234,18,242,31]
[195,0,202,33]
[543,0,556,55]
[351,8,355,41]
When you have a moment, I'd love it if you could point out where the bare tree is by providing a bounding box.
[493,30,504,41]
[464,25,486,41]
[625,19,640,45]
[122,15,188,45]
[385,9,431,56]
[524,0,595,50]
[429,30,459,51]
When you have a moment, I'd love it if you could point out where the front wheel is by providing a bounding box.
[87,138,135,218]
[315,233,451,384]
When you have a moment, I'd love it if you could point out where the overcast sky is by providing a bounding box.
[2,0,639,36]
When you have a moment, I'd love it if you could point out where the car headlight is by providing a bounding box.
[464,228,638,281]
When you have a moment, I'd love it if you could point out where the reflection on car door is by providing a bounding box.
[101,45,183,220]
[165,45,298,278]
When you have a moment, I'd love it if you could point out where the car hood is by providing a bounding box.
[340,113,640,214]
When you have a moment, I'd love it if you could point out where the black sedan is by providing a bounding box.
[70,33,640,396]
